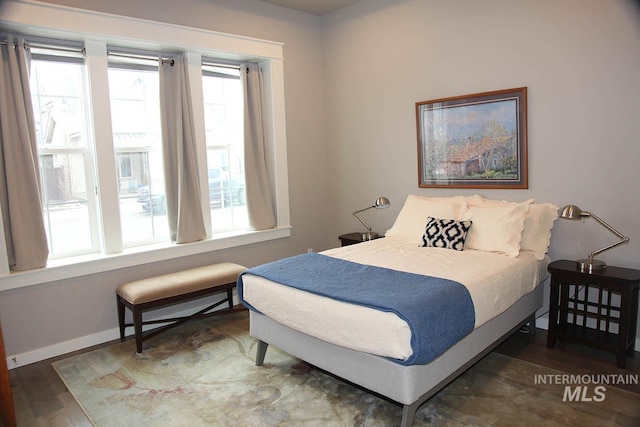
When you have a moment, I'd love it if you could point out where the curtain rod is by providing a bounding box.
[202,61,240,70]
[0,40,84,55]
[108,52,240,69]
[2,39,240,69]
[107,51,174,65]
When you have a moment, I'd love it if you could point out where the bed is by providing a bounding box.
[238,194,559,426]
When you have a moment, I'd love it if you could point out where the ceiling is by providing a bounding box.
[260,0,362,15]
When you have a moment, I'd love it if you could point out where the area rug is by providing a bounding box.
[53,312,639,426]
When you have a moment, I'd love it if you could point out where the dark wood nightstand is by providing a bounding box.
[547,259,640,368]
[338,232,382,247]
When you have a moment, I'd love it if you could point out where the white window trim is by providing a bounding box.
[0,227,291,291]
[0,0,291,289]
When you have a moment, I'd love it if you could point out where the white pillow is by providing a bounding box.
[386,195,468,243]
[461,201,531,257]
[521,203,559,260]
[414,194,473,204]
[469,194,535,208]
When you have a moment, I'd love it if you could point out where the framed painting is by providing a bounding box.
[416,87,528,189]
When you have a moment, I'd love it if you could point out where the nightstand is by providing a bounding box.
[547,259,640,368]
[338,232,381,247]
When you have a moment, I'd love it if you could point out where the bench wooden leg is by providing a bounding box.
[133,307,143,353]
[117,296,126,341]
[226,288,233,309]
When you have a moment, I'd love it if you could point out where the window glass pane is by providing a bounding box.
[40,153,93,254]
[202,70,247,231]
[108,67,169,245]
[30,58,97,257]
[30,61,85,148]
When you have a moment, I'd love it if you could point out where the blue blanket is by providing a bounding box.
[237,253,475,365]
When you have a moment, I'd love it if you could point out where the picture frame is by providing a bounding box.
[416,87,528,189]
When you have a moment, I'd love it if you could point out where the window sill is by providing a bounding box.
[0,226,291,291]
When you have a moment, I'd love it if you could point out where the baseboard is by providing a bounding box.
[535,316,549,331]
[7,305,637,369]
[5,299,236,370]
[6,327,121,370]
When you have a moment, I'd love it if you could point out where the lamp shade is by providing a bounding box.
[559,204,590,220]
[374,197,390,209]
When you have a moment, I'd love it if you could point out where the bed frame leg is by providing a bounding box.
[256,340,268,366]
[401,402,418,427]
[527,313,536,337]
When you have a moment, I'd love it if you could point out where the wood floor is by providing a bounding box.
[7,327,640,426]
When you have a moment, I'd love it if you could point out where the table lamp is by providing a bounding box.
[559,204,630,273]
[353,196,390,241]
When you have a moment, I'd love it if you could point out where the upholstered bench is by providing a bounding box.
[116,262,247,353]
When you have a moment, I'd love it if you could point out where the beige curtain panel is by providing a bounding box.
[241,63,276,230]
[159,55,207,244]
[0,37,49,271]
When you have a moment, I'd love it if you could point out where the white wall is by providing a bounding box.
[321,0,640,344]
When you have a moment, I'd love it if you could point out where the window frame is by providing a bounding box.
[0,2,290,289]
[29,52,102,259]
[107,60,169,247]
[201,65,248,232]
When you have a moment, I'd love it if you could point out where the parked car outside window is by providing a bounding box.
[136,169,245,214]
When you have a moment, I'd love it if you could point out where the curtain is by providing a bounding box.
[0,37,49,271]
[159,55,207,244]
[241,63,276,230]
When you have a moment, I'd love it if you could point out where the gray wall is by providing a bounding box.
[323,0,640,270]
[0,0,333,361]
[1,0,640,362]
[321,0,640,341]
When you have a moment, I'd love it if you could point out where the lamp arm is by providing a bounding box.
[353,208,372,232]
[353,204,375,216]
[588,212,630,259]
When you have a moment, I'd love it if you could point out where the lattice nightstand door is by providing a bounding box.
[547,259,640,368]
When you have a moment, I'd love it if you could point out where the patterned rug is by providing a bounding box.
[53,311,639,426]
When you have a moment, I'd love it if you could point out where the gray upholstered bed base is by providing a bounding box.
[249,283,543,427]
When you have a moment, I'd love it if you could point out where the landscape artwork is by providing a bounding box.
[416,87,527,189]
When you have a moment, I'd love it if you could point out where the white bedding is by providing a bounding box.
[241,236,549,362]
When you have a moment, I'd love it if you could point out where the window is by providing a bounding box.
[108,65,169,245]
[29,48,253,258]
[202,64,248,231]
[30,52,99,258]
[117,155,132,178]
[1,1,290,287]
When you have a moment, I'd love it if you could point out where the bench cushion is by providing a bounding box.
[117,263,247,305]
